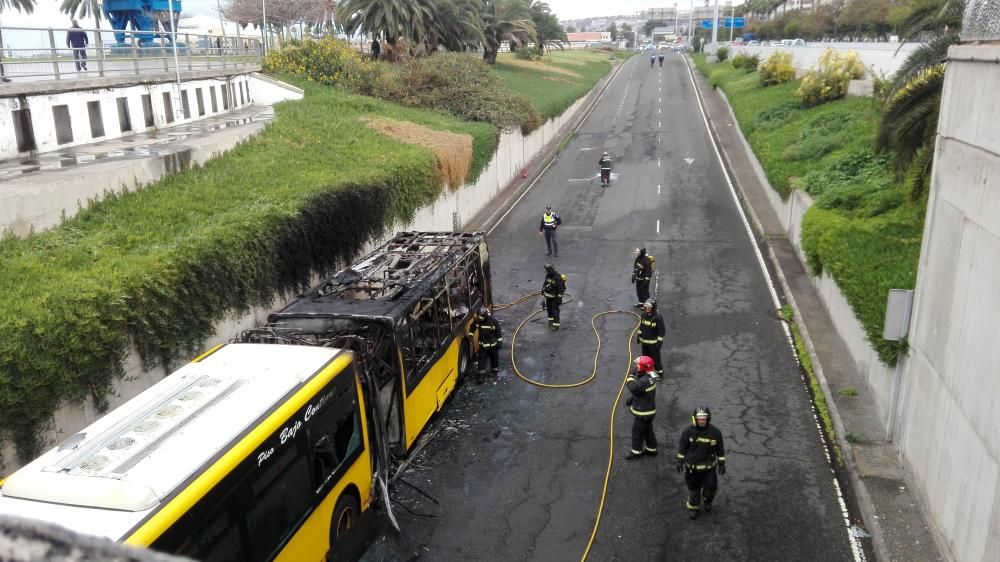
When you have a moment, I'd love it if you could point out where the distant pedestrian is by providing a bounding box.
[676,406,726,519]
[539,205,561,257]
[598,151,613,187]
[215,37,222,53]
[371,38,381,60]
[631,247,652,307]
[468,306,502,382]
[542,263,565,331]
[624,355,658,460]
[66,20,89,72]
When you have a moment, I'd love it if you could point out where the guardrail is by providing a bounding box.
[0,25,262,83]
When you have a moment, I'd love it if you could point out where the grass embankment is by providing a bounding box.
[0,48,611,464]
[692,54,922,365]
[495,50,612,119]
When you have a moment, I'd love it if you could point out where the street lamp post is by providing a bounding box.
[261,0,267,56]
[166,0,181,87]
[729,1,736,42]
[689,0,693,49]
[711,0,720,51]
[674,3,679,39]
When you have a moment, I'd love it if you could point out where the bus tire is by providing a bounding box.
[331,492,361,545]
[459,339,472,380]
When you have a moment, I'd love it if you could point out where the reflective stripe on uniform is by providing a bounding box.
[630,407,656,416]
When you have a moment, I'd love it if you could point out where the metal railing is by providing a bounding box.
[0,25,262,83]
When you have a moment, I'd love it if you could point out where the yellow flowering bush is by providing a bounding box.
[264,37,380,95]
[796,49,867,107]
[759,51,795,87]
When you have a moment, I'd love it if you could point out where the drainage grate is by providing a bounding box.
[210,86,218,113]
[117,97,132,132]
[196,88,205,116]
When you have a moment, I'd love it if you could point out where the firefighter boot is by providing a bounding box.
[624,450,643,460]
[702,499,712,513]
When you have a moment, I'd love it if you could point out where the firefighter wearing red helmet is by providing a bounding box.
[676,406,727,519]
[624,355,657,460]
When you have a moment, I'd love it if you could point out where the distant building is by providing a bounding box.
[566,31,612,45]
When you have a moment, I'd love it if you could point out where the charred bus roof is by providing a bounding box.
[269,231,486,325]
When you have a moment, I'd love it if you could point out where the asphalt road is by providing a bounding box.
[364,53,873,562]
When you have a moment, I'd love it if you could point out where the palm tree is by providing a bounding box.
[875,0,964,203]
[337,0,440,53]
[482,0,535,65]
[60,0,104,30]
[528,0,565,54]
[431,0,486,53]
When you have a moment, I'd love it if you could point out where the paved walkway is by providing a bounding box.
[688,60,946,561]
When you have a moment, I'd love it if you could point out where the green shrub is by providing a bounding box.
[375,52,542,133]
[759,51,795,87]
[515,46,543,60]
[731,52,760,72]
[754,100,801,131]
[716,46,730,62]
[709,69,728,89]
[796,49,867,107]
[263,37,381,95]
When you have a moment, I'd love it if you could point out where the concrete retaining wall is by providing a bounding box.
[0,90,591,471]
[894,44,1000,562]
[731,42,920,77]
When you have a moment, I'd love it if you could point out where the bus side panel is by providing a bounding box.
[274,449,373,562]
[402,335,464,451]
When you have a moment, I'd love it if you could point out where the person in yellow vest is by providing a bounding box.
[539,206,561,257]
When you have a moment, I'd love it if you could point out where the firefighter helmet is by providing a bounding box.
[544,263,555,273]
[643,299,656,312]
[692,406,711,424]
[636,246,647,256]
[634,355,655,373]
[479,306,490,317]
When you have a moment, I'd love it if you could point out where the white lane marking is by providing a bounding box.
[580,147,595,151]
[682,49,867,562]
[657,184,661,195]
[684,158,694,165]
[658,108,661,114]
[487,58,627,235]
[657,158,661,168]
[658,121,661,128]
[568,174,601,182]
[656,219,661,234]
[659,97,661,103]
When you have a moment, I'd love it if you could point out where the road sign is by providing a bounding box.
[700,17,746,29]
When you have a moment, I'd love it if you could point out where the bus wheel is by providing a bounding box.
[331,493,360,543]
[459,340,472,379]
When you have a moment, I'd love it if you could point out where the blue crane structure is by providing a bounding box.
[103,0,181,47]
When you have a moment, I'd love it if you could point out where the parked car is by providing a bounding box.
[790,38,807,47]
[748,40,760,46]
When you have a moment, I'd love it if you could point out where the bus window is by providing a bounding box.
[179,507,245,562]
[433,278,454,336]
[447,259,471,318]
[406,299,439,387]
[246,443,314,561]
[310,388,363,492]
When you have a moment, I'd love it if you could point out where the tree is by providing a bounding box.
[431,0,486,53]
[482,0,535,64]
[337,0,442,50]
[59,0,103,29]
[529,0,565,53]
[565,25,576,33]
[607,22,618,42]
[0,0,34,12]
[621,23,633,48]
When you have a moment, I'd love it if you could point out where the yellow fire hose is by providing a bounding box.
[493,292,642,561]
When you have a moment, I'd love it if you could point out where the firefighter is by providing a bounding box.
[598,151,613,187]
[468,306,502,382]
[539,205,562,257]
[637,299,665,377]
[631,247,652,307]
[624,355,657,460]
[542,263,565,331]
[676,406,726,519]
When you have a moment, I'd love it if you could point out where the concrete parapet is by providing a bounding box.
[847,79,874,97]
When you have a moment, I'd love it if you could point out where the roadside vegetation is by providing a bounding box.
[693,53,921,366]
[0,39,609,465]
[494,50,613,119]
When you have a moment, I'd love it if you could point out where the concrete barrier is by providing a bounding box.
[732,42,920,77]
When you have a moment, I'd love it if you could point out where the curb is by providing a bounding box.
[683,55,889,562]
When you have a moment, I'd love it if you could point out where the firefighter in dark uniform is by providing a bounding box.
[542,263,565,331]
[676,406,727,519]
[468,306,502,382]
[624,355,657,460]
[631,247,652,308]
[637,299,665,377]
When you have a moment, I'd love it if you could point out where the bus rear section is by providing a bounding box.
[0,343,381,562]
[257,231,493,458]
